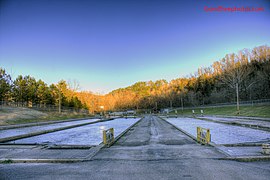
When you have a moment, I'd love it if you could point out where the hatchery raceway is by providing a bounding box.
[0,115,269,180]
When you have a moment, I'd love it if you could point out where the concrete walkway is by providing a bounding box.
[94,115,223,161]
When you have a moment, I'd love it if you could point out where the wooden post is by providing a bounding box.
[236,83,240,114]
[181,96,184,114]
[58,89,61,114]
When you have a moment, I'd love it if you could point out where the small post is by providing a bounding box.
[206,129,210,143]
[58,89,61,114]
[200,109,204,116]
[103,130,107,144]
[262,144,270,155]
[236,82,240,115]
[181,96,184,114]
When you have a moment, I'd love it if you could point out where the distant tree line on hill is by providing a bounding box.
[0,70,87,110]
[1,45,269,113]
[101,45,270,112]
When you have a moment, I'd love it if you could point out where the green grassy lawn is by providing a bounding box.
[0,106,94,125]
[5,113,93,125]
[172,104,270,118]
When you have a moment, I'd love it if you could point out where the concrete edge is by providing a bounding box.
[0,118,116,143]
[0,143,96,149]
[48,145,95,149]
[221,143,266,147]
[219,156,270,162]
[159,116,231,157]
[84,144,106,160]
[209,115,270,122]
[0,158,85,164]
[195,117,270,132]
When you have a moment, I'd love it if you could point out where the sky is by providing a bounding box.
[1,0,270,94]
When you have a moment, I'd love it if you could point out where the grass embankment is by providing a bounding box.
[0,106,93,125]
[172,105,270,118]
[7,113,93,125]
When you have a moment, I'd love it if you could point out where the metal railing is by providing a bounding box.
[172,99,270,111]
[197,127,211,145]
[103,128,115,147]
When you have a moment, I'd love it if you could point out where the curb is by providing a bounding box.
[48,145,95,149]
[221,143,267,147]
[209,115,270,122]
[219,156,270,162]
[0,158,85,164]
[195,117,270,132]
[84,144,105,160]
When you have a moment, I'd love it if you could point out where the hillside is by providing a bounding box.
[0,106,91,125]
[0,106,48,125]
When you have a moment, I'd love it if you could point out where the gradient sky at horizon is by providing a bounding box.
[1,0,270,94]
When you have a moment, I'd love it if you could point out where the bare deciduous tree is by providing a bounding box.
[220,53,252,113]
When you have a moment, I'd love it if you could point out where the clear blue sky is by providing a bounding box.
[1,0,270,93]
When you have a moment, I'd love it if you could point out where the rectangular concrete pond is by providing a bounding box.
[9,118,141,145]
[165,117,270,144]
[201,116,270,128]
[0,119,100,139]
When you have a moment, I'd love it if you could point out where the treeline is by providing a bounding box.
[1,45,270,113]
[100,45,270,111]
[0,70,87,110]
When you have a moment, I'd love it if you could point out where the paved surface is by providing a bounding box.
[218,146,263,157]
[0,144,93,160]
[0,115,270,180]
[1,160,270,180]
